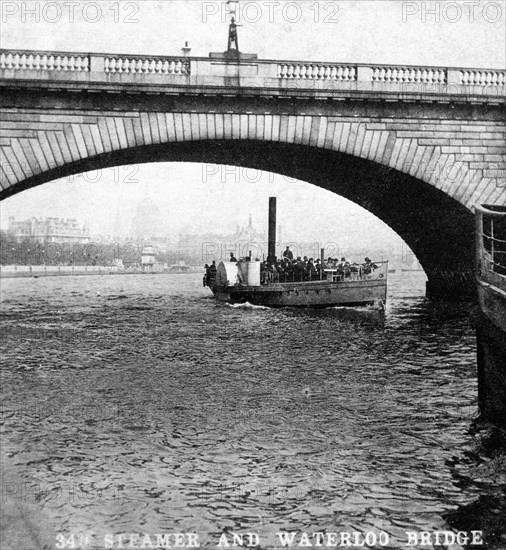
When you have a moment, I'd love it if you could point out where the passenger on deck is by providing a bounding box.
[213,253,381,287]
[270,263,280,283]
[283,246,294,261]
[209,260,217,282]
[203,264,210,286]
[363,257,377,275]
[294,258,304,281]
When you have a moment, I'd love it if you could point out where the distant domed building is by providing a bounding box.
[131,188,164,241]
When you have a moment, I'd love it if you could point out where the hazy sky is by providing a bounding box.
[0,1,504,246]
[1,0,504,66]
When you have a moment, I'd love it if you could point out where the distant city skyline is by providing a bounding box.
[0,162,406,252]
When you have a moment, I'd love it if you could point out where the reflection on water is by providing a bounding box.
[0,272,504,549]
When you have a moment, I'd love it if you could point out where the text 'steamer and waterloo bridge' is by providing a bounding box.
[0,14,505,425]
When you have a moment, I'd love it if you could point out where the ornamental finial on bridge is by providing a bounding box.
[182,41,191,57]
[226,0,241,53]
[208,0,257,60]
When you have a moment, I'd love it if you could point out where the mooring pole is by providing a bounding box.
[268,197,277,263]
[320,248,325,280]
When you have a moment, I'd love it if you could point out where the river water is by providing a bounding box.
[1,273,505,549]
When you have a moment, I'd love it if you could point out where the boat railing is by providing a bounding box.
[260,260,388,285]
[475,204,506,289]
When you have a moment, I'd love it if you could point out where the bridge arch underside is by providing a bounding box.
[8,140,475,297]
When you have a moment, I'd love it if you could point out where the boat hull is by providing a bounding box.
[211,279,387,308]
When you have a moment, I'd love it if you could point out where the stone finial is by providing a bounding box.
[182,42,191,57]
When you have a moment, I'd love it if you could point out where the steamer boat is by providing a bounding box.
[205,198,388,308]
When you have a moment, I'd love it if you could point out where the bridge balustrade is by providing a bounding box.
[277,63,356,81]
[371,66,446,84]
[460,70,505,87]
[104,56,191,75]
[1,48,504,99]
[0,51,90,72]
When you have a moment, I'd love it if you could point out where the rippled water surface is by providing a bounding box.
[1,273,505,549]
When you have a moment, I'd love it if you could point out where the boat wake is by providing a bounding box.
[226,301,271,310]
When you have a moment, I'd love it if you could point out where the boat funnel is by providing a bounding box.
[268,197,277,263]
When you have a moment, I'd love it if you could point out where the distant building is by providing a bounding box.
[176,214,267,262]
[8,216,90,244]
[228,214,267,258]
[131,188,166,241]
[141,244,164,273]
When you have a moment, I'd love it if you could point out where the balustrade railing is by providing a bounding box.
[0,49,504,93]
[0,51,90,72]
[371,66,447,84]
[104,56,191,75]
[460,70,505,86]
[277,63,356,81]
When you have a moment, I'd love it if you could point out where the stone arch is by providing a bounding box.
[1,106,504,208]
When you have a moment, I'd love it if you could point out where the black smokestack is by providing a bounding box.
[268,197,277,263]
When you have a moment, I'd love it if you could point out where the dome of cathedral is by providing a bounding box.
[135,196,160,217]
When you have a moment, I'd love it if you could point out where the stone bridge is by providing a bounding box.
[0,49,505,296]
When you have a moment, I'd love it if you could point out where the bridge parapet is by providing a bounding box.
[103,55,190,76]
[0,50,90,72]
[1,49,504,101]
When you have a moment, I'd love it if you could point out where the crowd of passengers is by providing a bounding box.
[204,246,379,286]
